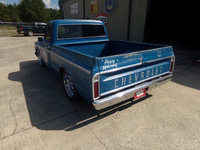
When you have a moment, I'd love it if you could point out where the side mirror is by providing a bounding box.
[38,37,44,42]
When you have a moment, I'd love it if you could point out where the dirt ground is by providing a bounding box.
[0,36,200,150]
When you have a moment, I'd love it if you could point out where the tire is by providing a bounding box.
[36,50,45,67]
[62,70,79,101]
[27,30,34,36]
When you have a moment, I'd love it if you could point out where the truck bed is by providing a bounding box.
[60,40,164,58]
[59,39,174,98]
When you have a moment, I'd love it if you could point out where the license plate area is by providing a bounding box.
[134,88,146,99]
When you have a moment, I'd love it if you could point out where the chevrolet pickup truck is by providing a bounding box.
[34,19,175,110]
[17,22,47,36]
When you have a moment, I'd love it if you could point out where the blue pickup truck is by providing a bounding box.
[35,19,175,110]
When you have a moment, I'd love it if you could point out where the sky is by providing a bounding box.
[0,0,59,9]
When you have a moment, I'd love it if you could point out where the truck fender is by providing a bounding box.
[28,27,36,33]
[59,65,79,90]
[59,65,72,79]
[24,28,35,34]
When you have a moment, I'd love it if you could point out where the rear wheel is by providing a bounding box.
[62,70,79,101]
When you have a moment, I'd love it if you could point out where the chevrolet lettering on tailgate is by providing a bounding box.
[100,61,171,95]
[114,65,164,88]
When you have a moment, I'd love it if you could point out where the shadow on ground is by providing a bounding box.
[8,60,150,131]
[8,49,200,131]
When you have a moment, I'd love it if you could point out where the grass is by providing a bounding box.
[0,25,17,30]
[0,25,20,36]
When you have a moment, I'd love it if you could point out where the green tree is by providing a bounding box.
[0,3,21,22]
[0,1,63,23]
[7,4,21,22]
[44,8,63,22]
[17,0,46,22]
[0,3,10,21]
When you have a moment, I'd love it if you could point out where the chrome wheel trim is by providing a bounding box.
[28,31,33,36]
[38,58,43,66]
[63,74,74,98]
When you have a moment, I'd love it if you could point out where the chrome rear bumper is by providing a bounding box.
[93,74,172,110]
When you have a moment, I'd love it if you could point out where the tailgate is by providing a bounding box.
[97,46,174,96]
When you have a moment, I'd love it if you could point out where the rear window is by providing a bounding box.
[57,25,105,39]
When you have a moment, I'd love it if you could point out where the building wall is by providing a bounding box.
[63,0,148,42]
[63,0,84,19]
[129,0,148,42]
[85,0,130,41]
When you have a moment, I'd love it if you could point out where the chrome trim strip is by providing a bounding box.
[134,46,173,54]
[144,56,173,63]
[93,74,173,110]
[65,59,91,74]
[103,62,169,82]
[99,56,174,75]
[100,72,170,97]
[98,45,173,59]
[50,51,91,75]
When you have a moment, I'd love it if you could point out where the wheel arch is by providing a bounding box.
[59,66,78,89]
[27,29,35,33]
[59,66,71,79]
[60,67,65,78]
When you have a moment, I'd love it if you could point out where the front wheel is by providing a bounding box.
[62,70,79,101]
[36,50,45,67]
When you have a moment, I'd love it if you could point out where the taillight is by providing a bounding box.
[20,27,23,30]
[94,81,99,99]
[170,57,175,72]
[93,74,100,100]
